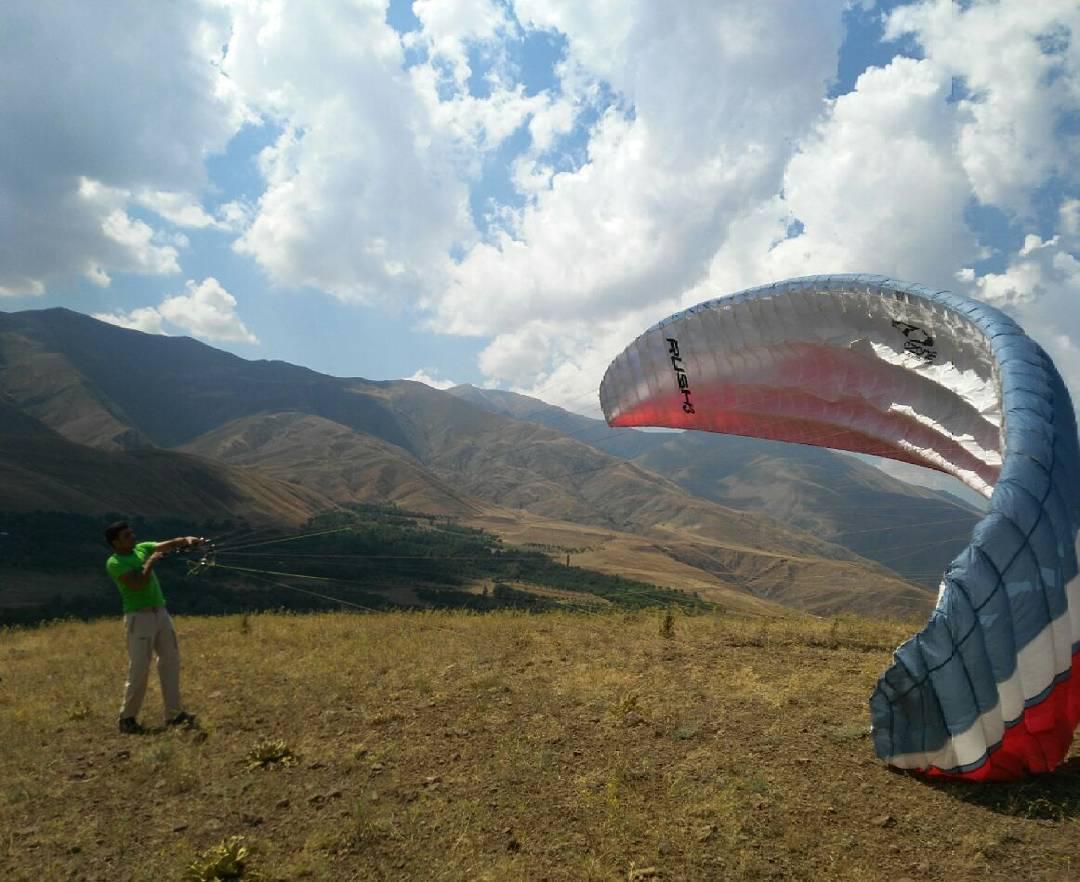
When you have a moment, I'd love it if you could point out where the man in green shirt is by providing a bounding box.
[105,521,204,734]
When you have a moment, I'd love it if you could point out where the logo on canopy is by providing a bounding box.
[891,320,938,363]
[666,338,696,414]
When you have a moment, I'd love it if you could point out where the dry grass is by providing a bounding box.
[2,610,1079,881]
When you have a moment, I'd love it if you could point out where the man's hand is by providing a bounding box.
[147,550,167,566]
[183,536,205,548]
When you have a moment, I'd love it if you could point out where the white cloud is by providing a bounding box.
[225,0,476,303]
[477,324,553,387]
[886,0,1080,217]
[226,0,560,304]
[406,0,556,170]
[526,95,577,155]
[219,0,851,407]
[134,190,222,230]
[409,0,512,91]
[130,190,252,233]
[216,200,254,233]
[99,210,182,275]
[964,200,1080,390]
[0,0,245,296]
[406,369,458,390]
[413,0,848,413]
[698,56,978,298]
[84,265,111,288]
[470,0,1080,410]
[7,0,1077,412]
[438,2,848,339]
[158,277,258,344]
[92,306,167,335]
[94,277,257,344]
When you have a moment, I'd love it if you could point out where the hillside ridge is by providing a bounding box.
[0,307,938,618]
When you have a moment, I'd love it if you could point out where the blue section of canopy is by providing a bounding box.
[847,278,1079,770]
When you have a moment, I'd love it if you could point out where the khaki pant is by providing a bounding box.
[120,607,183,722]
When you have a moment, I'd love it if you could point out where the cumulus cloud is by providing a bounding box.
[93,277,257,344]
[159,278,259,343]
[964,201,1080,387]
[98,209,182,275]
[226,0,558,304]
[421,0,848,410]
[8,0,1079,410]
[0,0,245,296]
[409,0,513,92]
[92,306,167,335]
[881,1,1080,394]
[886,0,1080,216]
[696,55,978,300]
[406,369,458,390]
[225,0,462,302]
[438,2,848,336]
[134,190,231,230]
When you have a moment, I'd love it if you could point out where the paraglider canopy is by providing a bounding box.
[601,274,1009,497]
[600,274,1080,781]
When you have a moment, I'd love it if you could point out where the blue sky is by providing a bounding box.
[2,0,1078,405]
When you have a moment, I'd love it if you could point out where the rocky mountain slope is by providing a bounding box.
[448,385,983,589]
[0,398,325,524]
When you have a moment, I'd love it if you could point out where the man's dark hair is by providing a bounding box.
[104,521,130,548]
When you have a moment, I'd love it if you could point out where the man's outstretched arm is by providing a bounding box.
[153,536,205,555]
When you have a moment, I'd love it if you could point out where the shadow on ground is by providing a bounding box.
[925,757,1080,820]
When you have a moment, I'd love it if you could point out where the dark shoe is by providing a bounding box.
[118,717,145,735]
[167,711,198,730]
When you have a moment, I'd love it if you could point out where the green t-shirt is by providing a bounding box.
[106,541,166,613]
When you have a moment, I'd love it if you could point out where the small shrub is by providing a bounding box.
[742,772,769,795]
[828,723,869,744]
[185,835,260,881]
[347,799,383,846]
[67,701,91,721]
[826,618,841,649]
[1017,797,1067,822]
[3,781,31,806]
[610,693,640,720]
[144,742,175,766]
[245,738,298,770]
[750,618,770,647]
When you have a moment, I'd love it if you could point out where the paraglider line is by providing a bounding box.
[239,571,386,614]
[214,551,575,561]
[215,525,358,553]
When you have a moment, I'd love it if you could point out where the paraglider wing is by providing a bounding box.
[599,274,1080,780]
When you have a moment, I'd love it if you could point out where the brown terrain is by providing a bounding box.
[2,611,1078,882]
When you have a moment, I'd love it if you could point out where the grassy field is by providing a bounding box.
[2,610,1079,881]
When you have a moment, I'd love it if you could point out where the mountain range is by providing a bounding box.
[0,307,985,618]
[447,385,983,589]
